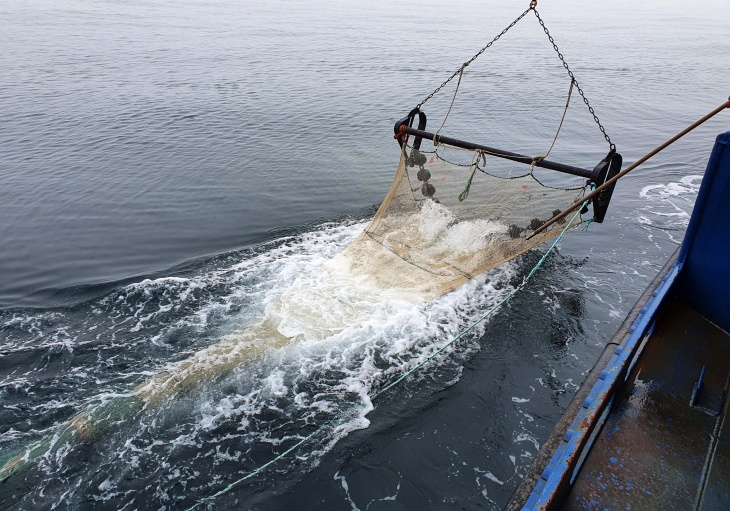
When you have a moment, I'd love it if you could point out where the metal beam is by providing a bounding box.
[402,126,594,179]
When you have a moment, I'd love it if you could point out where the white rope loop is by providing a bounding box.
[433,62,468,147]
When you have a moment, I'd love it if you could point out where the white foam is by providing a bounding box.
[2,217,519,507]
[639,175,702,200]
[483,470,504,485]
[415,200,504,260]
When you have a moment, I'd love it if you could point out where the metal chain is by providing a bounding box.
[533,9,615,150]
[414,7,533,111]
[414,4,615,151]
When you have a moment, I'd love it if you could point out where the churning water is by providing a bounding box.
[1,0,728,509]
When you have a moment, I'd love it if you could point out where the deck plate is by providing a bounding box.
[564,299,730,510]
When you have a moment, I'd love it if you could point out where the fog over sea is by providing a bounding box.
[1,0,728,509]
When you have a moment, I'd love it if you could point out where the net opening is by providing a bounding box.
[394,113,622,223]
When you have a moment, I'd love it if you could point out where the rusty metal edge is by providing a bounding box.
[504,247,681,511]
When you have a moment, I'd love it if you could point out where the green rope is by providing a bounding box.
[458,168,477,202]
[375,203,583,397]
[185,426,328,510]
[185,202,587,511]
[581,185,597,231]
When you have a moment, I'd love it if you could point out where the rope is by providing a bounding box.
[532,8,615,150]
[581,217,595,232]
[373,202,582,398]
[415,6,533,111]
[458,168,477,202]
[531,79,574,171]
[581,184,597,231]
[433,63,467,146]
[184,199,588,511]
[527,97,730,239]
[184,427,327,510]
[458,150,483,202]
[414,2,614,150]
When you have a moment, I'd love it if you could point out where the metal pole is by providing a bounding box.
[526,97,730,240]
[402,126,595,179]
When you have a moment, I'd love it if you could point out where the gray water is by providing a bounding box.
[1,0,729,509]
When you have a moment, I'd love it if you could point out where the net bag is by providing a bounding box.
[341,143,586,301]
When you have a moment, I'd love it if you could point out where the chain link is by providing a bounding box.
[533,9,615,150]
[414,5,615,151]
[414,7,532,111]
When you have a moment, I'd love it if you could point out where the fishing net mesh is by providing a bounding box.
[0,138,590,485]
[341,143,586,301]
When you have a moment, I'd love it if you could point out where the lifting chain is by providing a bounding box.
[414,6,533,111]
[532,8,615,150]
[413,0,615,151]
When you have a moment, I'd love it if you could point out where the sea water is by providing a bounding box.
[0,0,728,508]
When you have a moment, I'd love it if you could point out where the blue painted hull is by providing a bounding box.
[510,129,730,510]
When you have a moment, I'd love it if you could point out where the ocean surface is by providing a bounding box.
[1,0,729,509]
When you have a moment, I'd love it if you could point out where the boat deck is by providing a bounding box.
[564,298,730,510]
